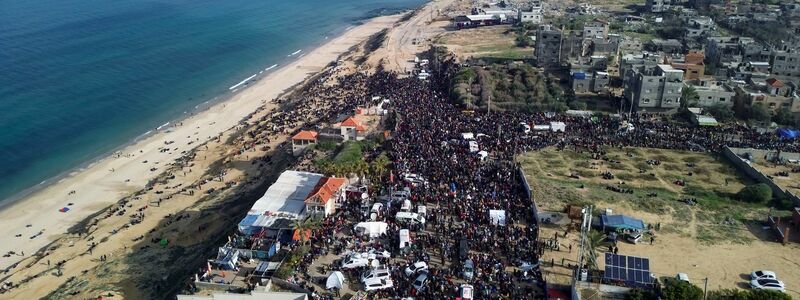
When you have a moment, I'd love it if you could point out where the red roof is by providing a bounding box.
[766,78,785,88]
[305,177,346,205]
[340,117,366,131]
[292,130,318,140]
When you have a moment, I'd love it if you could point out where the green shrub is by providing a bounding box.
[662,278,703,300]
[736,183,772,203]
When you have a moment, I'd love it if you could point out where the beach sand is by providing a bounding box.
[0,14,404,298]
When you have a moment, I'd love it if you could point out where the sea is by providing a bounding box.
[0,0,426,204]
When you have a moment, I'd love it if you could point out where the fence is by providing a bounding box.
[721,147,800,206]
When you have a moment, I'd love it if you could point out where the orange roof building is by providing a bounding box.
[304,177,347,216]
[292,130,318,141]
[340,117,366,131]
[339,116,367,141]
[766,78,785,88]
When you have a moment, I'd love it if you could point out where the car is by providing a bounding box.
[676,273,689,282]
[364,278,393,291]
[366,249,391,259]
[750,278,785,292]
[341,255,379,269]
[361,267,391,282]
[396,212,425,226]
[751,270,778,280]
[412,273,428,291]
[405,261,429,276]
[463,259,474,280]
[626,233,642,244]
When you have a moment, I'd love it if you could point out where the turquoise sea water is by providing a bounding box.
[0,0,425,203]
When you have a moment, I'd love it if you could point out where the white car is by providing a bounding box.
[412,273,428,291]
[364,278,394,291]
[405,261,429,276]
[341,255,378,269]
[750,278,785,292]
[676,273,689,282]
[751,270,778,280]
[361,267,391,282]
[366,249,391,259]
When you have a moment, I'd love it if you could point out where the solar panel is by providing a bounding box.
[603,253,654,286]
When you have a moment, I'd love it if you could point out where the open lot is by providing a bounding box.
[520,147,800,297]
[434,25,533,60]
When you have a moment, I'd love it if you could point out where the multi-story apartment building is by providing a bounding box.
[624,64,685,111]
[685,79,736,108]
[733,78,800,115]
[535,25,562,67]
[646,0,672,13]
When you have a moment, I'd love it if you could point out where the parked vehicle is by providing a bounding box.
[399,229,412,249]
[405,261,429,276]
[750,278,785,292]
[341,255,379,269]
[463,259,474,280]
[396,212,425,226]
[626,232,642,244]
[750,270,778,280]
[413,273,428,291]
[361,267,391,282]
[676,273,689,282]
[364,278,393,291]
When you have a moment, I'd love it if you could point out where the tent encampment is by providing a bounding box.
[326,271,345,290]
[601,214,645,231]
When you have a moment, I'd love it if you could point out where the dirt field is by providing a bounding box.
[434,25,533,60]
[752,160,800,198]
[520,147,800,297]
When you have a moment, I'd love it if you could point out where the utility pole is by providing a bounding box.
[703,277,708,300]
[487,95,492,114]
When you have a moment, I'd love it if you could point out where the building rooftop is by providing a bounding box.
[237,171,325,234]
[291,130,318,141]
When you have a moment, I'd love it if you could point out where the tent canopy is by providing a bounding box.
[326,271,345,289]
[601,214,645,231]
[777,128,799,139]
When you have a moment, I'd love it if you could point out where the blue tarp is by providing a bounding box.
[777,128,799,139]
[601,215,646,231]
[238,214,259,234]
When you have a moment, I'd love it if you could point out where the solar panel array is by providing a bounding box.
[603,253,654,286]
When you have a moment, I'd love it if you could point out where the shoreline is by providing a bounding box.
[0,14,383,211]
[0,14,406,272]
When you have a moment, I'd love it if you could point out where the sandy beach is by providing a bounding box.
[0,13,407,298]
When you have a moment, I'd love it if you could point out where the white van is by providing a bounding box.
[399,229,411,249]
[361,267,391,282]
[396,212,425,225]
[341,255,379,269]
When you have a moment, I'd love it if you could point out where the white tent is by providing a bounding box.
[461,132,475,140]
[354,222,388,238]
[468,141,479,153]
[489,210,506,226]
[550,122,566,132]
[326,271,345,290]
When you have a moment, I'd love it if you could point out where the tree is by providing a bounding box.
[705,104,735,122]
[681,86,699,109]
[751,103,772,123]
[773,107,796,125]
[585,231,610,270]
[736,183,772,203]
[661,278,703,300]
[290,217,320,244]
[625,288,657,300]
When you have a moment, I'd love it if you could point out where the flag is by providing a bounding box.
[390,171,394,183]
[449,182,457,196]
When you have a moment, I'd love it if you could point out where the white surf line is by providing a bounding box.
[228,73,258,90]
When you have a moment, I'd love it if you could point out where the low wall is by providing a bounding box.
[722,147,800,205]
[517,164,539,223]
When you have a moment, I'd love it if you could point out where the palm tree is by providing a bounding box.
[585,230,610,270]
[290,217,320,245]
[680,85,699,110]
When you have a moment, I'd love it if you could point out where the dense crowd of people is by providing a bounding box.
[233,53,799,299]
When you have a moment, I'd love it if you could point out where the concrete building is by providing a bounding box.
[338,116,366,141]
[518,2,543,24]
[685,16,716,39]
[685,79,735,108]
[646,39,683,54]
[646,0,672,13]
[705,36,759,67]
[771,50,800,78]
[535,25,562,67]
[671,50,705,81]
[572,70,610,94]
[290,130,317,156]
[619,52,661,79]
[734,78,800,114]
[304,177,347,217]
[624,64,684,111]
